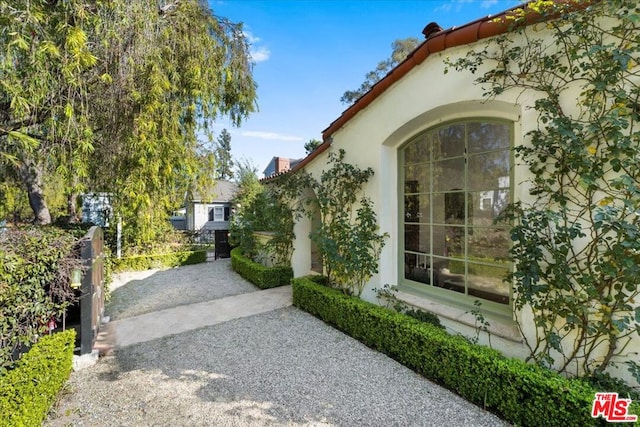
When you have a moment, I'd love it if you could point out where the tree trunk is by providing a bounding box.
[18,158,51,224]
[67,192,79,223]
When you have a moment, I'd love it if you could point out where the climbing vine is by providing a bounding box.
[309,149,388,296]
[447,0,640,383]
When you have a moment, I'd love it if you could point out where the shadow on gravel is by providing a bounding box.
[107,260,259,321]
[85,308,510,427]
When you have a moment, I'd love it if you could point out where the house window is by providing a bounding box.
[208,206,224,222]
[401,120,512,306]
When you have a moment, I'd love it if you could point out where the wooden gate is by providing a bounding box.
[79,226,105,354]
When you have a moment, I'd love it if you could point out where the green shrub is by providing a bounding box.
[111,250,207,272]
[230,248,292,289]
[0,226,81,371]
[292,277,639,427]
[0,330,75,426]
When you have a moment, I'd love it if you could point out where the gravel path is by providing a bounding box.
[107,260,258,320]
[46,260,510,427]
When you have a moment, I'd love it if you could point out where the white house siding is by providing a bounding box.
[291,24,639,382]
[189,203,231,231]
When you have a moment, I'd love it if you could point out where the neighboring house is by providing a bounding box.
[184,180,238,232]
[263,156,302,178]
[169,208,187,230]
[81,193,112,227]
[281,2,639,383]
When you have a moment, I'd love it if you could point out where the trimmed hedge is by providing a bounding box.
[111,250,207,272]
[292,277,639,427]
[0,330,75,426]
[230,248,293,289]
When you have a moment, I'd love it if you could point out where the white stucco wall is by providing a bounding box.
[291,24,639,383]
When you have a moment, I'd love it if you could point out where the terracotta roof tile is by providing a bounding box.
[269,0,591,181]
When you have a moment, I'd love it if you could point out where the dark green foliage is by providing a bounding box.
[215,128,234,180]
[231,165,309,267]
[0,226,81,371]
[111,250,207,272]
[375,284,444,330]
[292,277,638,427]
[446,0,640,383]
[341,37,419,105]
[404,307,443,329]
[0,330,75,426]
[580,371,640,402]
[230,248,292,289]
[309,149,387,295]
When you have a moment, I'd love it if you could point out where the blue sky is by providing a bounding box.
[209,0,522,176]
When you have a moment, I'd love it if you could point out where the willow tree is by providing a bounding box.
[0,0,98,224]
[1,0,256,247]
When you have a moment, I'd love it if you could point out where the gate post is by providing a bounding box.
[79,226,105,354]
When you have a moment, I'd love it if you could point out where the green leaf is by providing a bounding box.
[7,131,40,149]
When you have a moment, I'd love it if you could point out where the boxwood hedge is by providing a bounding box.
[292,276,638,427]
[230,248,293,289]
[0,330,75,426]
[111,250,207,272]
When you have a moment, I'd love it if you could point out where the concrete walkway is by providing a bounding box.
[112,286,293,347]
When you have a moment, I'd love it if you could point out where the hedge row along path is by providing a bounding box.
[46,259,508,426]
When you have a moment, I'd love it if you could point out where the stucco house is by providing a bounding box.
[184,180,238,234]
[282,1,640,384]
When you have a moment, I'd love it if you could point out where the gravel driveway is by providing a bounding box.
[45,260,510,427]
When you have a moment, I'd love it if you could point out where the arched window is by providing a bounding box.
[401,120,512,305]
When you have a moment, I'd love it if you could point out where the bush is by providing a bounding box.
[111,250,207,272]
[0,330,75,426]
[0,226,81,371]
[292,277,639,427]
[230,248,292,289]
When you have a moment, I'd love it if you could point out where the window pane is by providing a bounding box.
[405,165,429,194]
[405,253,431,284]
[467,122,510,153]
[467,263,510,305]
[432,158,464,192]
[405,224,430,253]
[468,227,510,261]
[431,225,464,258]
[432,124,465,160]
[468,150,510,192]
[214,206,224,221]
[401,119,513,307]
[404,136,430,165]
[470,190,510,226]
[404,194,430,223]
[432,256,465,294]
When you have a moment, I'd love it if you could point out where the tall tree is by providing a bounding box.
[215,128,234,180]
[304,138,322,155]
[0,0,257,245]
[341,38,419,105]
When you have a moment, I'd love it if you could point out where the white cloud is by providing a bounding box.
[250,47,271,63]
[243,31,261,44]
[241,131,303,142]
[480,0,499,9]
[243,30,270,63]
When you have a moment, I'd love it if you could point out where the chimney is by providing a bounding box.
[422,22,443,39]
[276,157,290,173]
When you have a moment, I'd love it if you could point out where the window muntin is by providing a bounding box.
[402,120,512,306]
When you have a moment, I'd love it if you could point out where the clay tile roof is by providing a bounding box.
[321,0,591,140]
[264,0,591,182]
